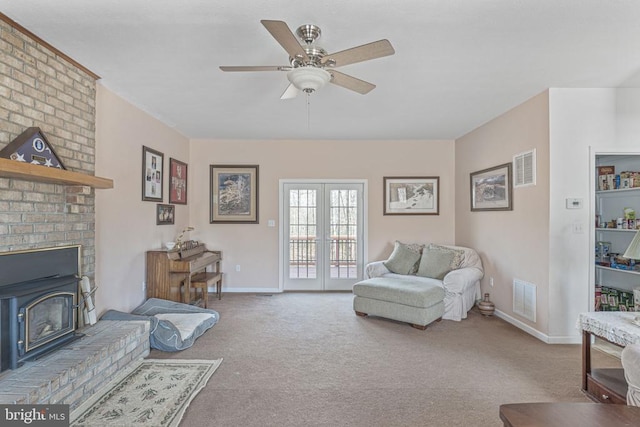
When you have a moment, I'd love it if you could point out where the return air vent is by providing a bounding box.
[513,149,536,187]
[513,279,536,322]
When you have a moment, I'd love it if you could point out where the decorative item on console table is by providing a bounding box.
[174,226,195,252]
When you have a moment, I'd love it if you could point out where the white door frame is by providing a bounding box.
[279,179,368,292]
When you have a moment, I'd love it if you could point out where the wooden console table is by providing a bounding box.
[499,402,640,427]
[146,246,222,308]
[579,311,640,404]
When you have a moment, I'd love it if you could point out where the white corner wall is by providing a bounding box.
[548,88,616,342]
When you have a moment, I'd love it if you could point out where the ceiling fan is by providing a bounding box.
[219,20,395,99]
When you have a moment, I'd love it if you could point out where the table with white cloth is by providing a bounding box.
[578,311,640,404]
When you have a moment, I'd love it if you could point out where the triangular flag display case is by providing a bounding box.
[0,127,113,189]
[0,127,66,169]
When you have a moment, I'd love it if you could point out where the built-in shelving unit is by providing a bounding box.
[0,157,113,189]
[595,265,640,276]
[594,154,640,311]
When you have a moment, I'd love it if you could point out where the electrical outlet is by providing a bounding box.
[142,281,146,291]
[235,265,241,272]
[490,277,494,287]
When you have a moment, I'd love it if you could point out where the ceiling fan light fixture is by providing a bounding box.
[287,66,331,93]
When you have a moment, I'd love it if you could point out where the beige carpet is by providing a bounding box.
[149,293,618,427]
[70,358,222,426]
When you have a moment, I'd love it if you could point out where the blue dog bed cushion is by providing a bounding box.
[101,298,219,352]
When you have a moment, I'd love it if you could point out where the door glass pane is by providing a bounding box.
[329,189,358,278]
[289,189,317,279]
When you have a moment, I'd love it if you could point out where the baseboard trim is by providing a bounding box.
[207,287,282,294]
[494,309,580,344]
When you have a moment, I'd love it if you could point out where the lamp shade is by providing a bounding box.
[287,67,331,93]
[623,230,640,259]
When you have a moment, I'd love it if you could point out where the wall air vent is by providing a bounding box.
[513,149,536,187]
[513,279,536,322]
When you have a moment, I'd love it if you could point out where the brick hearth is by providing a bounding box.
[0,320,149,410]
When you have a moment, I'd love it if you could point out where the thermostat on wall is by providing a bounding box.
[566,198,583,209]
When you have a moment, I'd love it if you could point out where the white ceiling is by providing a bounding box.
[3,0,640,140]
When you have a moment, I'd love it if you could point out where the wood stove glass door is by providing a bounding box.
[22,291,75,354]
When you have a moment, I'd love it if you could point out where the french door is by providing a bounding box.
[281,181,365,291]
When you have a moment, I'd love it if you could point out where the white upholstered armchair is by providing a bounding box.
[622,343,640,406]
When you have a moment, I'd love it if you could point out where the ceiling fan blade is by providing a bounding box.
[261,20,309,62]
[280,84,300,100]
[329,70,376,94]
[322,39,395,68]
[219,66,289,72]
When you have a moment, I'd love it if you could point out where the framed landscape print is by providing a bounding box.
[169,158,188,205]
[210,165,259,223]
[383,176,439,215]
[156,204,175,225]
[142,146,163,202]
[470,163,513,211]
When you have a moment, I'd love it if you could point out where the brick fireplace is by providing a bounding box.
[0,246,150,410]
[0,14,149,410]
[0,16,98,267]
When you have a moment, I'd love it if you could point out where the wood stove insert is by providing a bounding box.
[0,245,82,372]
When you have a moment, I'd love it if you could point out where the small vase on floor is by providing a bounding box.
[478,293,495,316]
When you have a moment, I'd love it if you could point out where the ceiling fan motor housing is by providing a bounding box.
[287,67,331,93]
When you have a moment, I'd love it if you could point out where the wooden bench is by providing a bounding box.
[190,272,223,308]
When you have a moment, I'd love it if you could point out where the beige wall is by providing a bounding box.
[94,91,455,310]
[189,139,455,290]
[455,91,551,335]
[95,84,189,315]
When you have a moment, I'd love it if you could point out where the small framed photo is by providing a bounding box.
[156,204,175,225]
[142,146,164,202]
[470,163,513,211]
[383,176,439,215]
[210,164,259,223]
[169,158,188,205]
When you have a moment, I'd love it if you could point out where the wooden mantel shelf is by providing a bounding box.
[0,158,113,189]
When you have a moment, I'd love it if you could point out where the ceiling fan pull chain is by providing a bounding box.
[307,92,311,131]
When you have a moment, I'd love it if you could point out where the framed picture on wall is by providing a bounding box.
[156,204,175,225]
[470,163,513,211]
[142,146,164,202]
[210,164,259,223]
[383,176,440,215]
[169,158,188,205]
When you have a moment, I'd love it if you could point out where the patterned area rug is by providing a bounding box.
[71,358,222,426]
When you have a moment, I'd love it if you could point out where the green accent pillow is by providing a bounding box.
[416,246,456,280]
[383,241,423,274]
[428,244,465,269]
